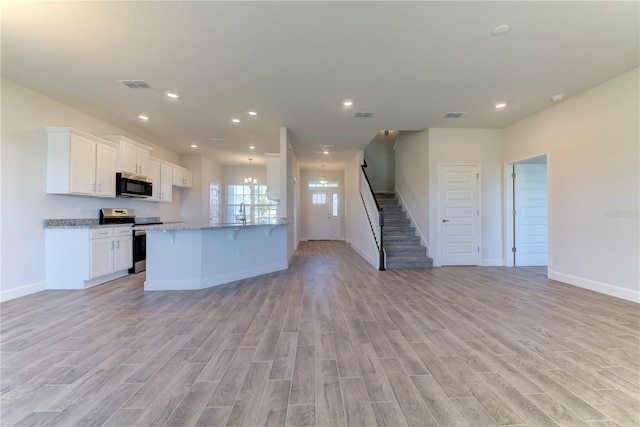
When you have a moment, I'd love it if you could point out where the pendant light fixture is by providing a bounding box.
[319,165,328,186]
[244,158,257,184]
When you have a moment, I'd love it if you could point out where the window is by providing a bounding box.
[312,193,326,204]
[227,184,277,224]
[332,193,339,216]
[308,181,339,188]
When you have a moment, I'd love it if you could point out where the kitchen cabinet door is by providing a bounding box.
[119,141,138,175]
[90,238,114,278]
[114,236,132,271]
[95,143,117,197]
[69,134,97,195]
[183,169,193,188]
[147,159,161,201]
[136,147,150,176]
[160,163,173,202]
[172,167,184,187]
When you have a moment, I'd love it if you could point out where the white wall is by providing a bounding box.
[428,129,504,267]
[180,155,223,225]
[298,169,347,241]
[364,131,396,192]
[0,78,186,301]
[395,130,430,251]
[345,151,379,267]
[504,68,639,302]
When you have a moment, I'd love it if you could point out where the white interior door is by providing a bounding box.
[440,165,481,266]
[209,184,220,226]
[308,189,340,240]
[514,163,548,266]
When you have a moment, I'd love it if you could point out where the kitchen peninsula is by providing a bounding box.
[137,221,288,291]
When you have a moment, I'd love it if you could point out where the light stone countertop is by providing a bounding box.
[134,220,288,231]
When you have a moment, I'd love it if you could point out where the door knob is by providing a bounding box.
[442,219,450,223]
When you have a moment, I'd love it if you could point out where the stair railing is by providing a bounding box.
[360,162,385,270]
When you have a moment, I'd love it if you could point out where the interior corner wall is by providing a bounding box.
[0,78,184,301]
[394,131,430,251]
[364,132,396,192]
[428,128,504,267]
[180,155,223,225]
[346,151,378,267]
[504,67,639,302]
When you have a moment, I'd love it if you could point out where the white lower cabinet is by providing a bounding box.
[89,227,132,279]
[46,226,132,289]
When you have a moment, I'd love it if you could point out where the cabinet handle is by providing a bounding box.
[97,183,102,192]
[117,240,120,250]
[92,183,96,191]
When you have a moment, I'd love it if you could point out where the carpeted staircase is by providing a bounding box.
[376,193,433,269]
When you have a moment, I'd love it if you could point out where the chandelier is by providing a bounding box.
[319,165,328,185]
[244,158,257,184]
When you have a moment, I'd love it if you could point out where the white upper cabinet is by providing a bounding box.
[265,153,281,200]
[160,163,174,201]
[46,127,118,198]
[105,135,153,176]
[172,165,193,188]
[95,143,117,196]
[146,158,173,202]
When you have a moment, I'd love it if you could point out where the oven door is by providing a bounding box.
[130,230,147,273]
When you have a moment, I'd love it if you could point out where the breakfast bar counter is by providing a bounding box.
[137,221,288,291]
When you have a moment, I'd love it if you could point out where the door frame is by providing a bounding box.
[437,163,482,266]
[504,153,551,271]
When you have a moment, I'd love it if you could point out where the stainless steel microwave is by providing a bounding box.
[116,172,152,198]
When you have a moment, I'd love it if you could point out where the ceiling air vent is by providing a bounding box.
[118,80,152,89]
[210,138,228,143]
[443,112,465,118]
[354,111,374,118]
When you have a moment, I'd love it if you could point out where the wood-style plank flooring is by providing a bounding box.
[1,241,639,426]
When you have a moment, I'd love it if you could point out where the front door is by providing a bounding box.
[308,189,340,240]
[439,164,481,265]
[209,184,220,226]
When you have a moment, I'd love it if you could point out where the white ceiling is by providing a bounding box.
[2,1,638,169]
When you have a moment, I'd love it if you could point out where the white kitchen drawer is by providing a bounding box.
[113,227,133,237]
[90,228,113,239]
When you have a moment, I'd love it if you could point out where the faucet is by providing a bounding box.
[238,202,247,225]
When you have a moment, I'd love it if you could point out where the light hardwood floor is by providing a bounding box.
[1,241,639,426]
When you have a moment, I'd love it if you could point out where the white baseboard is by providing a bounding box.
[0,280,46,302]
[349,243,377,268]
[549,271,640,303]
[482,259,504,267]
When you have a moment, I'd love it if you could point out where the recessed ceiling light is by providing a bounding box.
[551,94,564,102]
[343,100,353,107]
[495,102,507,109]
[231,118,241,123]
[165,91,180,99]
[190,144,198,148]
[138,114,149,121]
[247,111,257,116]
[249,145,255,150]
[491,24,510,36]
[323,150,329,155]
